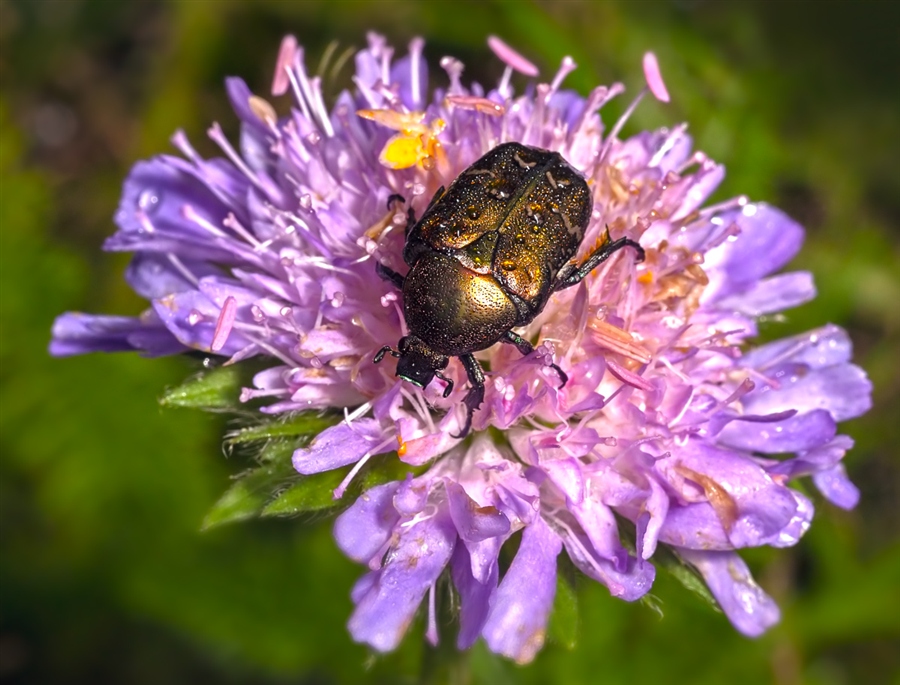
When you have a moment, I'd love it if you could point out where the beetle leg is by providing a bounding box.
[376,261,405,289]
[501,331,568,388]
[373,345,400,363]
[454,354,485,438]
[433,370,454,398]
[501,330,534,356]
[386,194,417,236]
[553,232,645,292]
[386,193,406,211]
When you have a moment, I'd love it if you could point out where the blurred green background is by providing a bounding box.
[2,1,898,683]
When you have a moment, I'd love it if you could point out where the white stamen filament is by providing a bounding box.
[207,123,266,191]
[332,437,396,499]
[598,88,648,165]
[166,253,199,286]
[182,205,228,238]
[344,401,373,425]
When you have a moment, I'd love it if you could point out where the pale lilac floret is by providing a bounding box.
[50,34,872,660]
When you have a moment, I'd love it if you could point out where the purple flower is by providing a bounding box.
[51,33,872,661]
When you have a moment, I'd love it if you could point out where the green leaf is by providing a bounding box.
[201,439,298,530]
[359,454,418,490]
[227,412,338,444]
[548,573,578,650]
[160,365,243,410]
[262,452,418,517]
[654,545,719,611]
[261,469,348,516]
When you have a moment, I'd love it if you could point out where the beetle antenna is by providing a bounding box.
[373,345,400,363]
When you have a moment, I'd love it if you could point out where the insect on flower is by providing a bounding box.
[49,32,873,663]
[373,142,644,436]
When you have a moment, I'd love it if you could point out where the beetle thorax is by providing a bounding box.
[403,252,518,357]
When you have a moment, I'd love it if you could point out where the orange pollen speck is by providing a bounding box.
[637,270,653,284]
[397,434,407,457]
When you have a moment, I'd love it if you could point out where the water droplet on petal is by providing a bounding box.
[138,188,162,213]
[187,309,204,326]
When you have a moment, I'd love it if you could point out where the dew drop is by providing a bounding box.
[138,188,162,213]
[501,260,517,271]
[300,194,312,210]
[251,305,266,322]
[187,309,204,326]
[280,306,293,318]
[331,292,345,307]
[306,131,321,145]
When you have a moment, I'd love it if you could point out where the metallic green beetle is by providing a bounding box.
[375,142,644,436]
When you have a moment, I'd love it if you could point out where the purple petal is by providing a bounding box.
[107,157,248,263]
[393,473,429,516]
[716,408,837,454]
[334,481,402,564]
[225,77,270,137]
[657,443,807,548]
[742,324,852,370]
[49,312,184,357]
[151,283,254,356]
[125,253,221,299]
[482,517,561,664]
[350,570,378,603]
[678,549,780,637]
[668,160,725,221]
[450,543,498,649]
[560,518,655,600]
[812,464,860,510]
[768,435,854,480]
[716,271,816,316]
[657,502,730,550]
[704,203,804,295]
[292,419,386,474]
[446,481,510,542]
[743,363,873,422]
[348,508,456,652]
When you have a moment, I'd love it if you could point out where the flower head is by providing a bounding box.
[51,33,872,662]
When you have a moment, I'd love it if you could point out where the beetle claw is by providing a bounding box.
[550,362,568,388]
[434,370,454,398]
[386,193,406,211]
[373,345,400,363]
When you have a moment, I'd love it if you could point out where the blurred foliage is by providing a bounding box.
[1,0,899,683]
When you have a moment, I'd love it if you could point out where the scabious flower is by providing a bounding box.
[51,34,872,662]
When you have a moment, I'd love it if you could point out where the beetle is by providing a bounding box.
[374,142,644,436]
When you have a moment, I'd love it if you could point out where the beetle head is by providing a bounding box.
[395,335,448,388]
